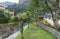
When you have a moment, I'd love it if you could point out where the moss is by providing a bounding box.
[40,20,55,29]
[0,22,21,26]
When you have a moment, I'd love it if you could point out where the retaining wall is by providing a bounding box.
[0,22,20,39]
[37,22,60,39]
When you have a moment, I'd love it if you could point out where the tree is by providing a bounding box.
[19,16,26,39]
[45,0,60,30]
[28,0,47,18]
[0,10,10,23]
[13,16,20,22]
[26,11,32,28]
[29,0,60,30]
[54,0,60,29]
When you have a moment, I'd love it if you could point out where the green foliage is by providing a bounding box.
[8,18,14,23]
[29,0,39,10]
[13,16,20,22]
[25,11,32,23]
[9,16,20,23]
[0,10,10,24]
[0,10,4,13]
[25,0,47,22]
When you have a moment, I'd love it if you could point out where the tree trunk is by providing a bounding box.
[45,0,60,30]
[28,22,29,28]
[20,23,24,39]
[53,0,60,30]
[52,13,60,30]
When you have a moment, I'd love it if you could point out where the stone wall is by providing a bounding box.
[0,22,20,38]
[37,22,60,39]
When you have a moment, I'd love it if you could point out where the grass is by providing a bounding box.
[16,23,58,39]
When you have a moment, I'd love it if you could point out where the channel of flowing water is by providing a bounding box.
[3,25,28,39]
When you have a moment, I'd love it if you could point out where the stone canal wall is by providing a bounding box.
[37,22,60,39]
[0,22,20,38]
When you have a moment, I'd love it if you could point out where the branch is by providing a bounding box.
[45,0,54,20]
[48,0,56,7]
[45,0,52,13]
[56,0,59,9]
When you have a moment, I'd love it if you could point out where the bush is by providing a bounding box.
[13,16,20,22]
[0,11,10,24]
[9,16,20,23]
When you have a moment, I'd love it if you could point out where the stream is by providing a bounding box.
[3,25,28,39]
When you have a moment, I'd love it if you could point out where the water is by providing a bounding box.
[3,25,28,39]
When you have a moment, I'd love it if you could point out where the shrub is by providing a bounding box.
[9,16,20,23]
[0,11,10,24]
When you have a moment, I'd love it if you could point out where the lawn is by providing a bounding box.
[16,23,58,39]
